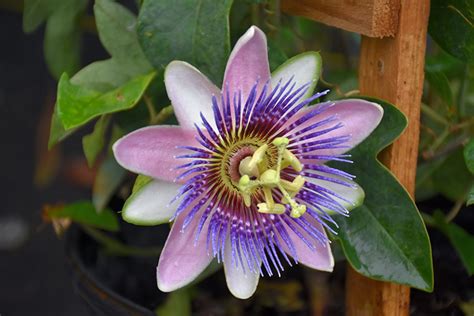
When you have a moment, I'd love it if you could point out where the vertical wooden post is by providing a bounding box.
[346,1,430,315]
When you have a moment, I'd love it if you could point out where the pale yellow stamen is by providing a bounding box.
[246,144,268,171]
[237,137,306,218]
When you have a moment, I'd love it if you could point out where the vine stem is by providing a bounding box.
[421,212,436,227]
[143,94,157,124]
[446,186,471,222]
[421,103,449,126]
[457,64,470,118]
[81,224,161,257]
[151,105,174,125]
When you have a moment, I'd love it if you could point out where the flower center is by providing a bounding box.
[237,137,307,218]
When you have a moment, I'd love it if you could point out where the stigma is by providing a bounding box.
[237,137,307,218]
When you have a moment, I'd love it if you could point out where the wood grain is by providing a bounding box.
[281,0,400,38]
[346,1,431,315]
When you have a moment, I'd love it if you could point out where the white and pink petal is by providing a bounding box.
[279,218,334,272]
[304,173,365,214]
[223,26,271,100]
[113,125,196,183]
[271,52,322,100]
[157,210,213,292]
[164,61,220,129]
[223,238,260,299]
[122,179,181,226]
[284,99,383,158]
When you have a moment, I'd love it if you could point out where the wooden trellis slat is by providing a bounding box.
[281,0,400,38]
[283,0,431,315]
[348,2,430,314]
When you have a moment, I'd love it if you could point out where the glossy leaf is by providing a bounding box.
[71,59,131,93]
[415,159,445,202]
[425,50,464,77]
[429,0,474,63]
[44,0,87,79]
[132,174,153,194]
[425,67,454,106]
[57,72,155,130]
[94,0,151,73]
[93,156,127,212]
[267,39,288,72]
[72,0,153,91]
[82,115,111,167]
[433,211,474,276]
[137,0,233,84]
[464,138,474,174]
[48,0,154,148]
[48,107,75,149]
[432,149,472,201]
[333,97,433,292]
[467,184,474,206]
[155,288,191,316]
[22,0,59,33]
[47,201,119,231]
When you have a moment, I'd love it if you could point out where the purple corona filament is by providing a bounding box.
[173,78,353,276]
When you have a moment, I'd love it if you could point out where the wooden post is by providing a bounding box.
[282,0,400,37]
[346,1,430,315]
[283,0,431,315]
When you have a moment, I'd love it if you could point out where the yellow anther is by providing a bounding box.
[260,169,279,186]
[281,175,305,192]
[257,202,286,214]
[283,149,303,172]
[290,204,307,218]
[272,137,289,147]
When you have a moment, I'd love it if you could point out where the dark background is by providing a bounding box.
[0,9,101,315]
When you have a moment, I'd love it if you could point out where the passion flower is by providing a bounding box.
[113,26,383,299]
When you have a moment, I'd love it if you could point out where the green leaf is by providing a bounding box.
[429,0,474,63]
[23,0,60,33]
[132,174,153,194]
[425,67,455,106]
[71,59,132,92]
[71,0,152,92]
[82,115,111,167]
[48,106,76,149]
[267,39,288,72]
[467,184,474,206]
[57,72,155,130]
[415,159,446,201]
[425,50,464,77]
[333,97,434,291]
[464,138,474,174]
[155,288,191,316]
[43,0,88,79]
[93,156,127,212]
[137,0,233,84]
[432,148,472,201]
[48,201,119,231]
[433,211,474,276]
[94,0,151,73]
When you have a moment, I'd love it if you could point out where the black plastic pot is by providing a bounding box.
[65,225,157,316]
